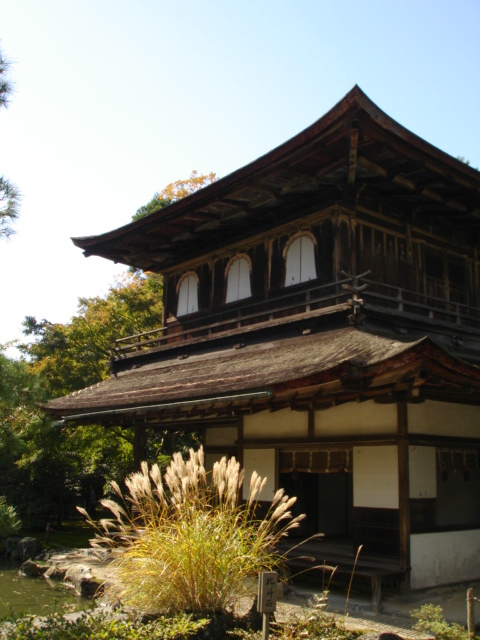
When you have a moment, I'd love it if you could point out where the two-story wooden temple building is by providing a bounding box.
[45,86,480,596]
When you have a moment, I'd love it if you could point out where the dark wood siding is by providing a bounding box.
[353,507,400,558]
[315,218,333,282]
[213,258,226,307]
[198,263,211,311]
[165,274,177,320]
[250,244,265,299]
[337,219,351,277]
[270,236,285,292]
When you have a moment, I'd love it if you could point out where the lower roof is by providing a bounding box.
[44,326,480,424]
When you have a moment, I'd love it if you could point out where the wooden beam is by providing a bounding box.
[397,401,411,581]
[392,174,416,191]
[446,200,468,213]
[315,157,347,179]
[348,127,359,185]
[357,156,388,177]
[237,415,244,468]
[308,407,315,440]
[422,188,444,203]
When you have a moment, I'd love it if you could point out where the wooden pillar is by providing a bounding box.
[397,401,411,583]
[308,407,315,440]
[237,415,244,469]
[134,425,143,472]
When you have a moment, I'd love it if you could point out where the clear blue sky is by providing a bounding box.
[1,0,479,353]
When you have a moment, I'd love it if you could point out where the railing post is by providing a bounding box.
[396,288,403,312]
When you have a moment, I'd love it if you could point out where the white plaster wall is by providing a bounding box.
[243,410,308,439]
[205,426,238,446]
[315,401,397,437]
[353,446,399,509]
[409,401,480,437]
[242,448,276,502]
[411,530,480,589]
[409,446,437,499]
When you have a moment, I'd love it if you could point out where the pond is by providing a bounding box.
[0,564,92,618]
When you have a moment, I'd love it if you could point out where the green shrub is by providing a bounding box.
[0,496,21,537]
[412,603,469,640]
[79,447,304,616]
[0,610,207,639]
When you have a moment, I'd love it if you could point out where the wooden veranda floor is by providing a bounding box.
[278,536,406,612]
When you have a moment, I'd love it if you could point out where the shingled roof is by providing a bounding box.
[44,327,480,424]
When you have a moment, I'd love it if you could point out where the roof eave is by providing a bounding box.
[72,85,480,259]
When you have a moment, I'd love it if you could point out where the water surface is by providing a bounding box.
[0,564,91,618]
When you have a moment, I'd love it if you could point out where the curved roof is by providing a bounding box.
[44,327,480,424]
[73,85,480,272]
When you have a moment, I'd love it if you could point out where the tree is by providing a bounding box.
[13,272,165,526]
[132,170,217,223]
[22,272,164,397]
[0,346,73,530]
[0,46,20,239]
[6,174,215,526]
[131,194,171,222]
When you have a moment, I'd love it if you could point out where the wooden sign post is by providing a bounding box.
[467,588,477,639]
[258,571,278,640]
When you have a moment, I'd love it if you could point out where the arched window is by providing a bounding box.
[177,272,199,316]
[284,233,317,286]
[225,254,252,303]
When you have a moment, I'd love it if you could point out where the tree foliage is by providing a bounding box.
[131,194,171,222]
[132,170,217,223]
[159,169,217,202]
[0,173,214,528]
[0,45,20,239]
[22,272,164,396]
[0,347,71,529]
[0,496,21,537]
[0,273,164,528]
[0,47,13,109]
[457,155,479,171]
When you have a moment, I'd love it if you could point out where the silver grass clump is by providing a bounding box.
[78,446,306,615]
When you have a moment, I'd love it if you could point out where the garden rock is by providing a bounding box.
[19,559,42,577]
[44,564,66,581]
[18,536,42,561]
[242,598,263,632]
[360,634,404,640]
[196,611,237,639]
[64,563,101,597]
[4,536,21,560]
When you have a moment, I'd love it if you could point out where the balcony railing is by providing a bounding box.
[361,277,480,328]
[113,277,352,358]
[113,274,480,359]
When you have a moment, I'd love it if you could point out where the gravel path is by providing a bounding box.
[270,590,426,639]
